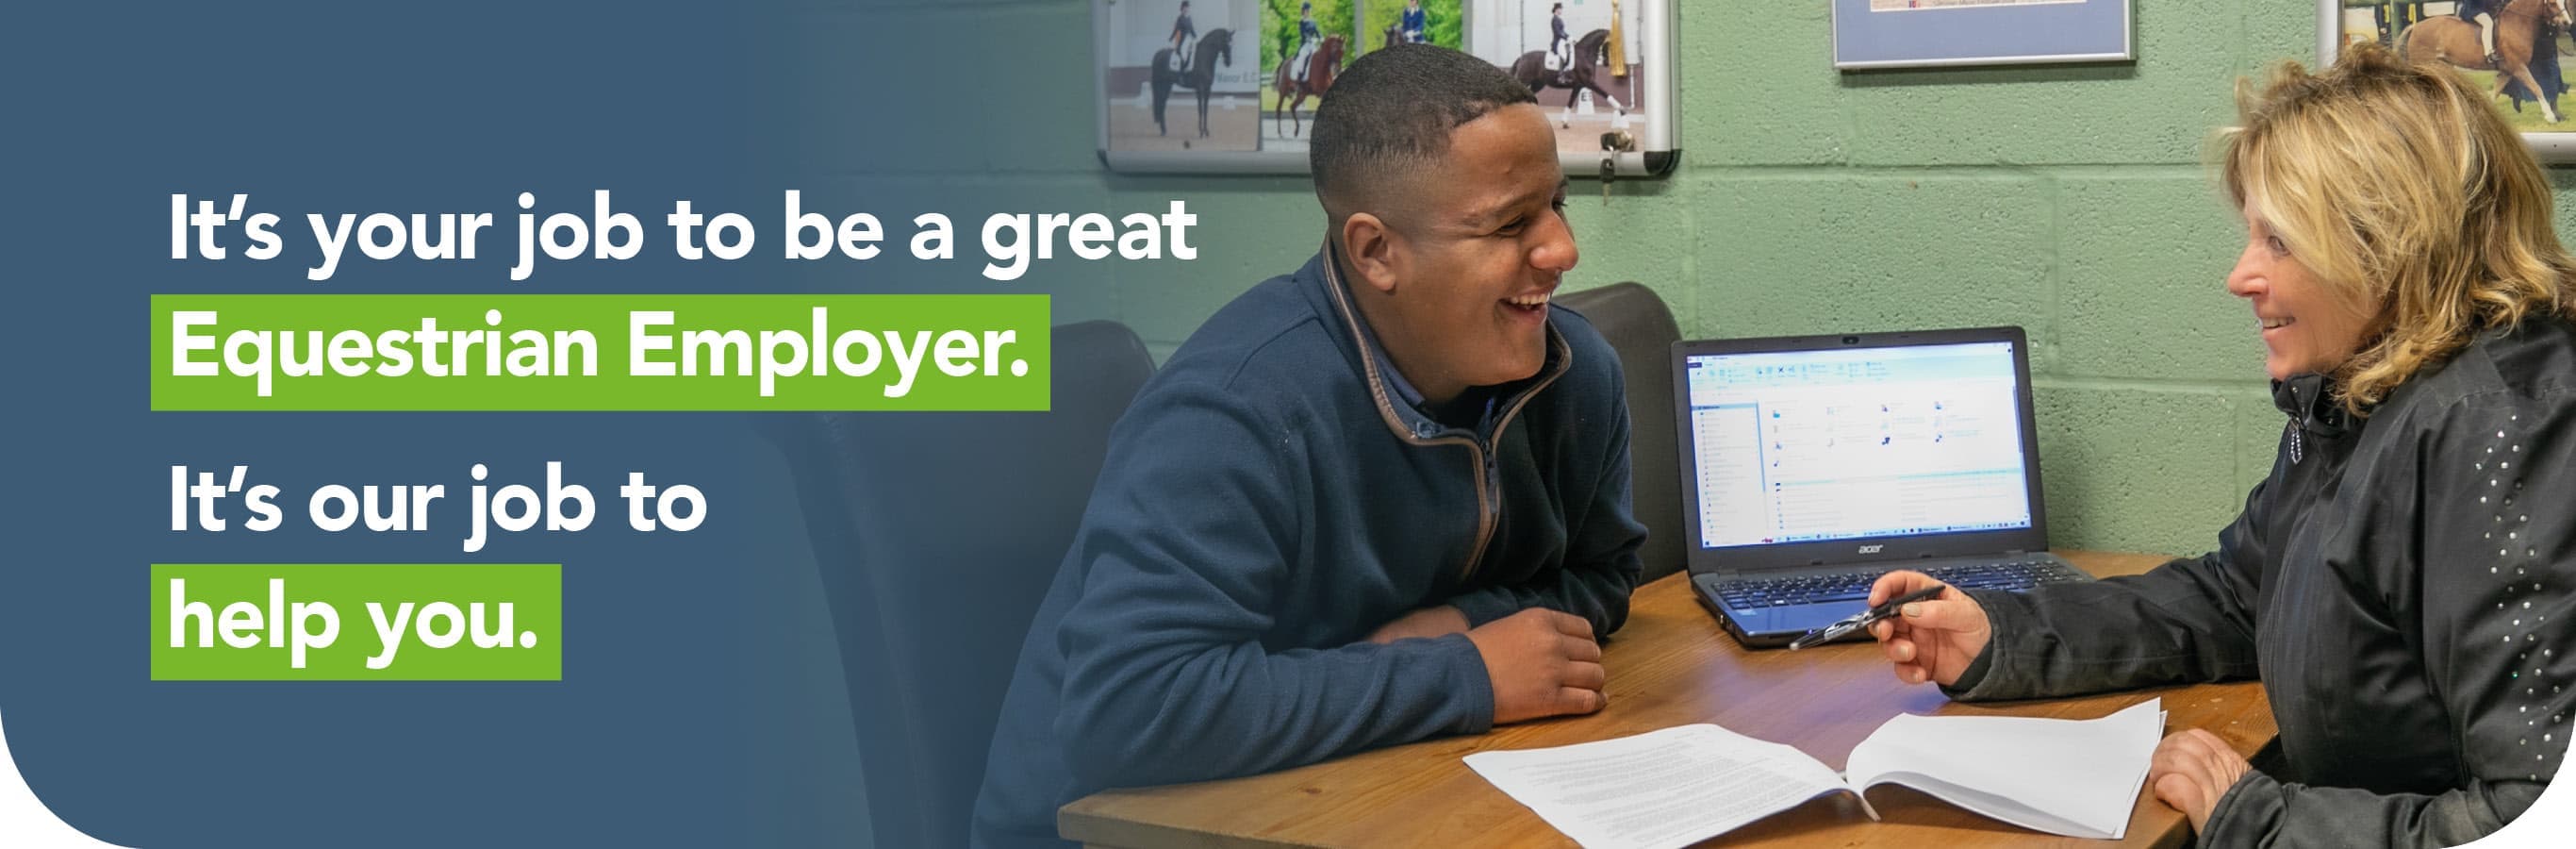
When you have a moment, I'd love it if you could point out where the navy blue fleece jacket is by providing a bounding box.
[969,250,1645,848]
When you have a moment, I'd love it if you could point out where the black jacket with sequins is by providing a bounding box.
[1940,317,2576,846]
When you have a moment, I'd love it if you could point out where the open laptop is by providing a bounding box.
[1669,326,2091,648]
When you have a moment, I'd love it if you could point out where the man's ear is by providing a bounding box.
[1341,211,1401,295]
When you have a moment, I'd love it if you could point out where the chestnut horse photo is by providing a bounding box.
[2401,0,2574,124]
[1272,34,1345,138]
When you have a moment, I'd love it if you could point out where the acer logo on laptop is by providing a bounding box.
[1858,544,1884,554]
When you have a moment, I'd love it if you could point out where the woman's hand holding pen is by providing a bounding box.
[1865,571,1991,687]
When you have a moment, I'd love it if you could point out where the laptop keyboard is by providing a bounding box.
[1714,558,2088,608]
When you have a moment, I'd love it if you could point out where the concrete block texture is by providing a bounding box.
[2233,384,2287,499]
[1560,178,1697,317]
[2055,172,2269,381]
[1690,173,2052,343]
[1837,0,2243,166]
[2034,383,2246,556]
[1680,1,1850,167]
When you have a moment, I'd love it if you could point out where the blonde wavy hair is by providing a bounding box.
[2220,42,2576,413]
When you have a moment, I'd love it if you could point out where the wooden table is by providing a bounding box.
[1061,551,2279,848]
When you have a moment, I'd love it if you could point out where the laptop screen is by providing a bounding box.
[1682,341,2035,550]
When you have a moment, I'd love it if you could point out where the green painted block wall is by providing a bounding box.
[789,0,2556,558]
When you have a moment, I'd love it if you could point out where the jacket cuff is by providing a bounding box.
[2201,768,2283,846]
[1940,643,2000,699]
[1447,590,1519,630]
[1440,632,1496,734]
[1940,588,2025,701]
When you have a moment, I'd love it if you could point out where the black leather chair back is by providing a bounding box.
[1556,283,1688,581]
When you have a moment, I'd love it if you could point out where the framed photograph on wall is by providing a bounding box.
[1831,0,2133,70]
[1095,0,1678,175]
[2319,0,2576,161]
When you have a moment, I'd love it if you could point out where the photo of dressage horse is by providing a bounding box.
[1465,0,1651,155]
[1259,0,1352,151]
[2341,0,2576,130]
[1159,28,1239,138]
[1354,0,1464,58]
[1272,34,1344,139]
[1509,27,1627,127]
[1106,0,1262,153]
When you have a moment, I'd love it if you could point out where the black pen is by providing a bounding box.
[1787,584,1949,650]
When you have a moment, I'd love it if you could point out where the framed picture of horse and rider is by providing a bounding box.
[2324,0,2576,159]
[1094,0,1677,175]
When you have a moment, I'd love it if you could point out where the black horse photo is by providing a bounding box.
[1152,27,1234,138]
[1509,28,1627,127]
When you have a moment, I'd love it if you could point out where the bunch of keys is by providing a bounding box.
[1598,130,1636,205]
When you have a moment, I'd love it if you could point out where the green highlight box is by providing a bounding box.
[150,563,562,681]
[149,294,1051,411]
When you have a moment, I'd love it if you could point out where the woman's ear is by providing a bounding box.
[1341,211,1401,294]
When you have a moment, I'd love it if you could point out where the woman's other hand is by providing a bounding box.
[2149,728,2254,832]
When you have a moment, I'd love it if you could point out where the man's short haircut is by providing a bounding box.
[1310,44,1538,225]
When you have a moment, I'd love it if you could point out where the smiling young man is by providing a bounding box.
[969,45,1644,849]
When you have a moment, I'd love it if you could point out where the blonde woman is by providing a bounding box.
[1867,43,2576,845]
